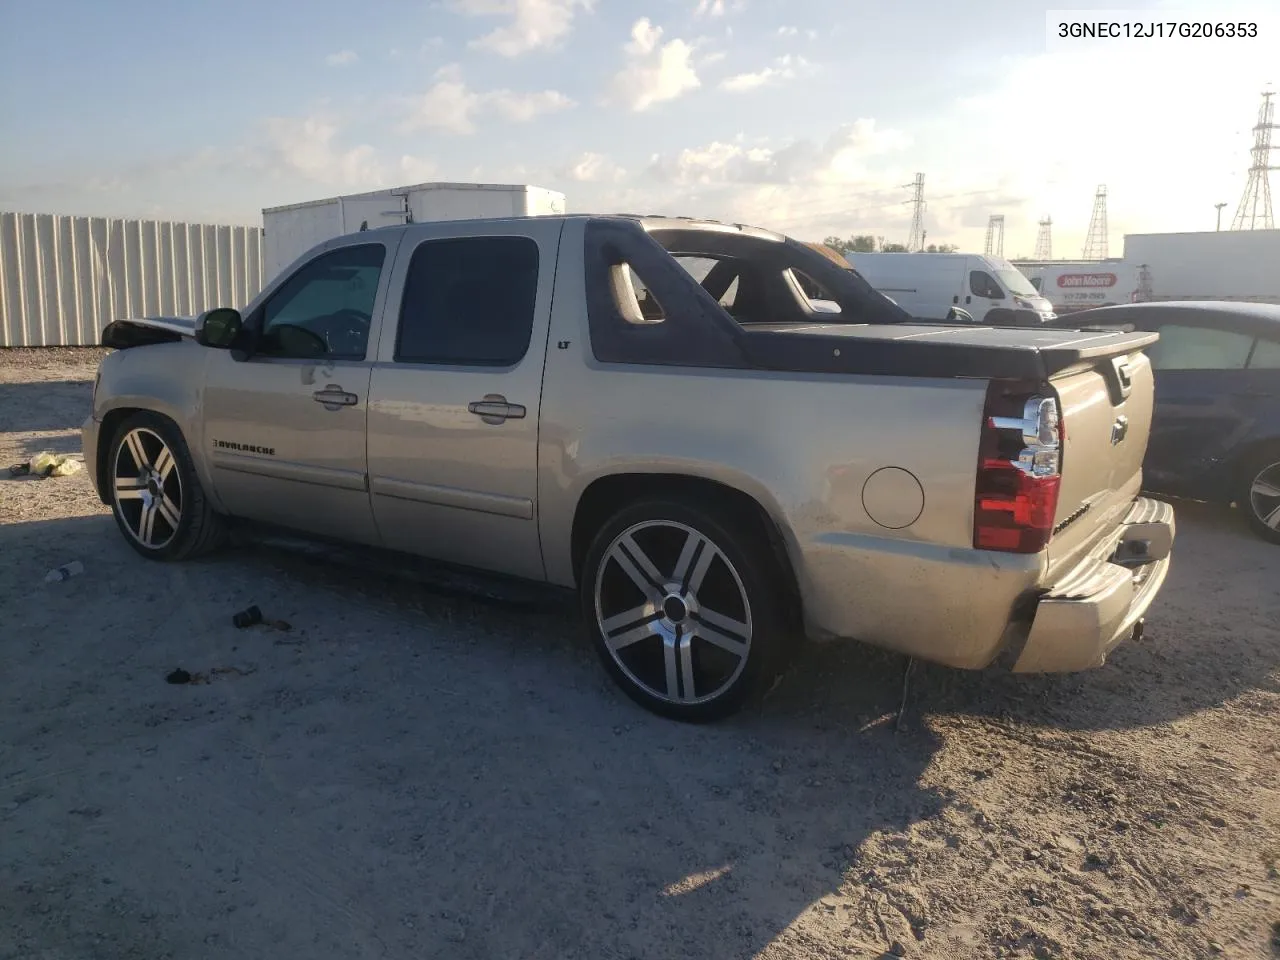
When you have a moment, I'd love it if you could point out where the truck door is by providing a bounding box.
[965,264,1006,323]
[201,235,400,545]
[364,219,565,581]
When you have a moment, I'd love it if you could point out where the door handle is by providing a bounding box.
[952,295,959,304]
[965,295,972,304]
[312,385,358,409]
[468,394,527,424]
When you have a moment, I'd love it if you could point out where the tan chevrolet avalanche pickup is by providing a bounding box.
[84,215,1175,720]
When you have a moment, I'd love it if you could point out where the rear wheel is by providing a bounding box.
[581,498,791,722]
[107,412,226,560]
[1239,448,1280,545]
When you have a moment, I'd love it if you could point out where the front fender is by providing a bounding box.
[93,342,224,513]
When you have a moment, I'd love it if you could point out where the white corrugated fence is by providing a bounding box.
[1,211,264,347]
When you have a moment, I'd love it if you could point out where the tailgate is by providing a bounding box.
[1045,347,1155,576]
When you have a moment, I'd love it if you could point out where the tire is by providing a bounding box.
[1238,446,1280,545]
[106,412,227,561]
[580,497,792,722]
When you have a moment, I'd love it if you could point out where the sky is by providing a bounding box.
[1,0,1277,256]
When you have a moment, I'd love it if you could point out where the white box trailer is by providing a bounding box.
[261,182,567,282]
[1016,260,1142,314]
[1121,229,1280,304]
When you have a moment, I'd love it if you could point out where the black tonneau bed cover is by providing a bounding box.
[739,323,1159,381]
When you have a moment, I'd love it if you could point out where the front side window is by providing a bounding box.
[1146,325,1254,370]
[970,271,1005,300]
[993,268,1038,296]
[396,236,540,365]
[258,244,386,360]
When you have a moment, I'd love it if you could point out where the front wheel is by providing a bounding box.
[107,412,226,560]
[1239,448,1280,545]
[580,498,791,722]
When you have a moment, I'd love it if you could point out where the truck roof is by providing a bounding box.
[331,213,793,241]
[1065,300,1280,336]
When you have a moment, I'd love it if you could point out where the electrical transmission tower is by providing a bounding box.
[1033,216,1053,259]
[1082,185,1109,259]
[984,215,1005,257]
[903,173,926,251]
[1230,90,1276,230]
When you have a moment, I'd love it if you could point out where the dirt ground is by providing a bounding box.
[1,347,1277,960]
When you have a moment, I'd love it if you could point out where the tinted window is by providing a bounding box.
[970,271,1005,299]
[1147,325,1254,370]
[674,255,739,308]
[396,236,539,365]
[787,269,842,315]
[1247,336,1280,369]
[259,244,385,359]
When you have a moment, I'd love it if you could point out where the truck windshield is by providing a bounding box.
[995,269,1038,297]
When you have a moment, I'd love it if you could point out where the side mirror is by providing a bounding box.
[946,306,976,323]
[194,308,243,349]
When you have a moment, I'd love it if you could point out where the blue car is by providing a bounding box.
[1061,301,1280,544]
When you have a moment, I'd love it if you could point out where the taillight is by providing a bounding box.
[974,382,1062,553]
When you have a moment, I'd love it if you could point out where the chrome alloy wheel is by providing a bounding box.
[1249,460,1280,532]
[593,520,753,705]
[112,427,183,549]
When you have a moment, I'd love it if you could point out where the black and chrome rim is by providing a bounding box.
[112,427,182,549]
[1249,460,1280,532]
[594,520,753,705]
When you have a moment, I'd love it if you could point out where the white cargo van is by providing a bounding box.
[844,253,1056,325]
[262,182,567,282]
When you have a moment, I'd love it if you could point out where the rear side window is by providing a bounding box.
[1147,325,1254,370]
[395,236,539,366]
[1247,336,1280,369]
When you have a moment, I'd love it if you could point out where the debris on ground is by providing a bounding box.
[165,666,255,686]
[43,561,84,583]
[232,605,263,628]
[10,451,84,479]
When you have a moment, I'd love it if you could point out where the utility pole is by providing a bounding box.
[1214,202,1228,231]
[1231,89,1277,230]
[903,173,926,251]
[1033,216,1053,259]
[983,215,1005,257]
[1082,185,1109,259]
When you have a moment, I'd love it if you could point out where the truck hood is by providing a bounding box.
[101,315,196,349]
[738,322,1159,381]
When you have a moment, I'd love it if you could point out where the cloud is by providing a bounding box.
[694,0,725,15]
[610,18,700,112]
[719,54,810,93]
[398,155,437,182]
[646,119,909,187]
[488,88,575,122]
[561,151,626,182]
[400,65,573,134]
[453,0,593,56]
[260,116,385,186]
[325,50,359,66]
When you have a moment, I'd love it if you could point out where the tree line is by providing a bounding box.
[821,235,959,255]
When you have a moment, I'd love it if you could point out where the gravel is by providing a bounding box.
[2,347,1278,960]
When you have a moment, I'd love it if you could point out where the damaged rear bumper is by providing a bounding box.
[1012,497,1175,673]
